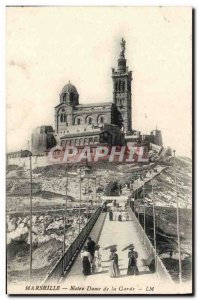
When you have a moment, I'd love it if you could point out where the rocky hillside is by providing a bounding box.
[6,156,192,284]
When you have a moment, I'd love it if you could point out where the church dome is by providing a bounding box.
[60,81,79,106]
[61,82,78,94]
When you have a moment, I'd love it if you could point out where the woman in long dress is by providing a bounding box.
[109,248,120,277]
[109,210,113,221]
[127,246,139,275]
[81,245,92,276]
[94,245,103,273]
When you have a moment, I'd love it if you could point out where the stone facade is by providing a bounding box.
[53,38,132,148]
[112,38,132,133]
[59,124,125,147]
[31,125,56,155]
[7,39,165,159]
[54,100,122,138]
[30,39,136,154]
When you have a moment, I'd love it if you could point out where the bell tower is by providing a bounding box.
[112,38,132,133]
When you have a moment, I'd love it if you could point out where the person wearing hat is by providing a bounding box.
[81,245,92,276]
[94,244,102,273]
[118,213,122,222]
[109,247,120,277]
[109,210,113,221]
[127,244,139,276]
[87,236,96,260]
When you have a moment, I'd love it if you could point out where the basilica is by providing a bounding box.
[31,38,162,155]
[31,39,131,154]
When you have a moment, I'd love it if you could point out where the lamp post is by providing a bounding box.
[62,164,69,275]
[136,175,139,217]
[96,174,103,207]
[87,176,90,221]
[79,170,82,233]
[29,152,33,284]
[151,169,157,272]
[87,175,89,198]
[131,173,138,213]
[143,183,146,245]
[173,150,182,284]
[93,176,97,208]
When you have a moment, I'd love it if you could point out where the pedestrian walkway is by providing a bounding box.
[132,165,167,193]
[61,206,176,294]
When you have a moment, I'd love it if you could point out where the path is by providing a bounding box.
[61,206,175,294]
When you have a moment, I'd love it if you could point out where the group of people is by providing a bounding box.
[81,237,102,276]
[109,210,129,222]
[81,239,139,277]
[109,244,139,277]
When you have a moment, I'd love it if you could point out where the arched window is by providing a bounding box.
[115,82,118,91]
[63,94,66,102]
[119,81,121,91]
[60,113,66,123]
[87,117,93,125]
[122,81,125,91]
[94,136,98,144]
[98,115,104,124]
[61,140,66,147]
[77,118,81,125]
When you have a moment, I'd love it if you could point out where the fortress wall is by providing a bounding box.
[150,143,163,154]
[7,155,51,170]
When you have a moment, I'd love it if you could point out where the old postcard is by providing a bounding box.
[6,6,192,295]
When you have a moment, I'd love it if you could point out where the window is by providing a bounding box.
[84,138,88,145]
[77,118,81,125]
[98,116,104,123]
[119,81,121,91]
[80,138,84,145]
[94,137,98,144]
[122,81,125,91]
[63,94,66,102]
[60,113,66,123]
[89,137,93,144]
[115,82,118,91]
[61,140,66,147]
[88,117,92,125]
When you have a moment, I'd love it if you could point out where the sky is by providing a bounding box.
[6,6,192,157]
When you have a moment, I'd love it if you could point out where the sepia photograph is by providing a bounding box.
[6,6,192,295]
